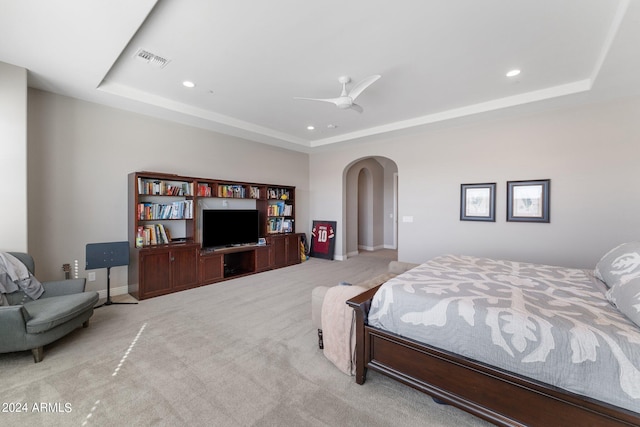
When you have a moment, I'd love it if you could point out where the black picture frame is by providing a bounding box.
[460,183,496,222]
[507,179,550,223]
[309,220,336,260]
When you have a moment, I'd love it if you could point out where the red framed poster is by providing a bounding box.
[309,220,336,260]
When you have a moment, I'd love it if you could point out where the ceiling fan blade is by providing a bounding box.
[348,75,381,101]
[349,103,364,113]
[293,96,342,106]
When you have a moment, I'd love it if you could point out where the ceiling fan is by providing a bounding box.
[294,75,381,113]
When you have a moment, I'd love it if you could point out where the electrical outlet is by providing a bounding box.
[88,272,96,282]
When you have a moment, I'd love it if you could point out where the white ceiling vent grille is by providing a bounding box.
[134,48,170,69]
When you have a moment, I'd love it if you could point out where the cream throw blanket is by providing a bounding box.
[321,285,368,376]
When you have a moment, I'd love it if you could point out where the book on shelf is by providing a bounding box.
[267,217,284,233]
[267,187,291,200]
[138,178,193,196]
[141,223,172,246]
[249,186,261,199]
[282,219,294,233]
[197,183,212,197]
[267,201,292,217]
[266,217,294,234]
[217,184,246,198]
[137,200,193,220]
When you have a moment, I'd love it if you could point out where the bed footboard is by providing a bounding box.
[346,286,640,427]
[347,285,379,384]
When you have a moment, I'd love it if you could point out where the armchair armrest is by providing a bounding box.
[0,305,30,349]
[40,278,86,298]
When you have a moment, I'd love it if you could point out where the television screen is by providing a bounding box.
[202,209,260,248]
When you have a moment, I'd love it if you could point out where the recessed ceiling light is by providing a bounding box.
[327,124,338,129]
[182,81,196,88]
[506,69,521,77]
[306,125,315,131]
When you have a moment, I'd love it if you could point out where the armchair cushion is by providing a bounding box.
[24,292,99,334]
[41,279,87,298]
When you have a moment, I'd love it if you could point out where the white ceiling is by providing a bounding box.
[2,0,639,152]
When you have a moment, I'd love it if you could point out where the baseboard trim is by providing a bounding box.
[358,245,385,252]
[97,284,129,299]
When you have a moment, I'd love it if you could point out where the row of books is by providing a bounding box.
[198,184,262,198]
[137,200,193,220]
[267,201,293,217]
[197,184,212,197]
[249,186,261,199]
[267,187,291,200]
[267,217,294,233]
[218,185,248,198]
[137,225,172,246]
[138,178,193,196]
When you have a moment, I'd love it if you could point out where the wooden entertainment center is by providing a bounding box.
[128,171,303,300]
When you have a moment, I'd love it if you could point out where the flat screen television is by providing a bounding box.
[202,209,260,249]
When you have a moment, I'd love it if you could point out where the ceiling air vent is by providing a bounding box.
[134,48,170,69]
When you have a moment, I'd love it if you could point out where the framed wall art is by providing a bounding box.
[460,183,496,222]
[507,179,550,223]
[309,220,336,260]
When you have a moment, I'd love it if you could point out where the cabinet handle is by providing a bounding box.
[170,257,175,262]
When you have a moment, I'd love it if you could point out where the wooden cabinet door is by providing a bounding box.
[171,245,199,291]
[285,234,301,265]
[255,246,271,271]
[139,249,172,299]
[271,236,286,268]
[200,253,223,285]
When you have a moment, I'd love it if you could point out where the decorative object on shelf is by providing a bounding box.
[507,179,550,222]
[86,241,137,307]
[460,183,496,222]
[310,221,336,260]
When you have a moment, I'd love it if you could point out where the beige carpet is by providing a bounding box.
[0,250,491,427]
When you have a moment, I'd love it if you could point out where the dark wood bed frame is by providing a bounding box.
[347,285,640,427]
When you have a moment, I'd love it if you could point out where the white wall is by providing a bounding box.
[0,62,27,252]
[27,89,309,291]
[310,96,640,268]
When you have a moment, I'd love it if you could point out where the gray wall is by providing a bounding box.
[27,89,309,291]
[19,85,640,290]
[310,96,640,268]
[0,62,28,252]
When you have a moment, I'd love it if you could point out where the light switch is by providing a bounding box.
[402,216,414,223]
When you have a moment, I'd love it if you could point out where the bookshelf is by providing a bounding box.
[266,186,295,235]
[132,173,195,247]
[128,171,301,299]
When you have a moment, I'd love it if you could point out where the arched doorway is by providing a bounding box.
[343,156,398,258]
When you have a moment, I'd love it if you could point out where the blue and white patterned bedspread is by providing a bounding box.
[368,255,640,413]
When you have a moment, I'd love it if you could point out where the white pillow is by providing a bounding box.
[607,277,640,328]
[594,242,640,287]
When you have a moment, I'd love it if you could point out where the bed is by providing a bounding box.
[347,245,640,426]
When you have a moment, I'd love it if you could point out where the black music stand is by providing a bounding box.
[86,241,137,307]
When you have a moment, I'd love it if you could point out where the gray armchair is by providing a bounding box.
[0,252,99,362]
